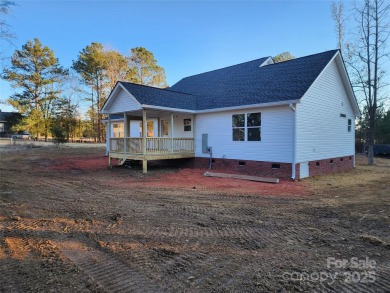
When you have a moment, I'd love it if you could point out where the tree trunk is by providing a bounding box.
[367,107,376,165]
[367,128,374,165]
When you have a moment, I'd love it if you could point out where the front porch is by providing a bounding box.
[107,109,195,173]
[109,136,194,160]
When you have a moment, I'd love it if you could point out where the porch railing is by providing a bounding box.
[110,137,194,155]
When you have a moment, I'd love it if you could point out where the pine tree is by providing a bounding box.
[127,47,167,88]
[2,38,68,140]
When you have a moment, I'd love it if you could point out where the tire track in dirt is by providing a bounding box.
[110,243,240,291]
[0,258,25,292]
[0,231,33,292]
[57,240,165,293]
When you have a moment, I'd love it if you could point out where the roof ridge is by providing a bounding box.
[268,49,339,66]
[176,56,270,81]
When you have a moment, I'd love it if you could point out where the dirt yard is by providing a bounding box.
[0,144,389,292]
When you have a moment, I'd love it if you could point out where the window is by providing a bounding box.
[340,113,346,118]
[184,119,191,132]
[232,114,245,141]
[112,123,124,138]
[147,121,154,137]
[272,163,280,169]
[0,123,4,132]
[232,113,261,141]
[348,119,352,132]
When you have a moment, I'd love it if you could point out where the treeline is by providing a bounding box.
[2,38,167,142]
[356,107,390,152]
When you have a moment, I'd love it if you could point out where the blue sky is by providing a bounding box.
[0,0,345,112]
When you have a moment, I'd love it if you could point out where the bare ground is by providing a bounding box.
[0,144,389,292]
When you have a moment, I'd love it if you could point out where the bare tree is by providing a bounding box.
[331,0,345,50]
[345,0,390,165]
[0,0,15,43]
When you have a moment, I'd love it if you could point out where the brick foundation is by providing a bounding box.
[149,155,354,179]
[308,155,354,177]
[193,157,293,178]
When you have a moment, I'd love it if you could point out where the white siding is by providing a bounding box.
[173,114,194,138]
[107,88,142,113]
[194,106,294,163]
[296,59,355,162]
[159,114,194,138]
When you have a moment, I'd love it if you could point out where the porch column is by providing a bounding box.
[108,115,111,166]
[123,112,128,157]
[142,109,147,173]
[192,114,195,152]
[170,112,174,153]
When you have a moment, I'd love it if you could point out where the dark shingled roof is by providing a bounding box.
[118,50,338,111]
[0,111,20,122]
[120,83,196,110]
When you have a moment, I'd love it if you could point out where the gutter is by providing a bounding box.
[141,104,196,113]
[103,100,301,115]
[196,100,301,114]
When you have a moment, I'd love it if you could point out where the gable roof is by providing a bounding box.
[103,49,359,115]
[170,50,338,110]
[120,83,197,110]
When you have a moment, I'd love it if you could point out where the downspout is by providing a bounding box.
[289,103,297,180]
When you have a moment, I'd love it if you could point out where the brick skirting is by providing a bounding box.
[193,157,293,178]
[308,155,354,177]
[151,155,354,179]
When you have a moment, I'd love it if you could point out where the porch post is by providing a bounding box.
[192,114,195,152]
[142,109,147,173]
[170,112,174,153]
[123,112,127,157]
[108,115,111,165]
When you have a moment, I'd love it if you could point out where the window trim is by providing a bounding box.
[232,114,245,141]
[184,118,192,132]
[348,119,352,132]
[232,112,261,142]
[112,123,124,138]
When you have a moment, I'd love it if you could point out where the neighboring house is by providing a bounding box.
[101,50,360,179]
[0,110,22,137]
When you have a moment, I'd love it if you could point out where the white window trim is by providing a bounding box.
[232,112,261,142]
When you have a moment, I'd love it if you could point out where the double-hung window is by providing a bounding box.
[232,112,261,141]
[112,123,124,138]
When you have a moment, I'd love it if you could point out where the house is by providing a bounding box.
[101,50,360,179]
[0,110,22,137]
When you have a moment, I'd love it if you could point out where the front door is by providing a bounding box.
[130,119,158,137]
[130,121,142,137]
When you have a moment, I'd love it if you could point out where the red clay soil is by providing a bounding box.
[45,155,308,196]
[2,146,390,292]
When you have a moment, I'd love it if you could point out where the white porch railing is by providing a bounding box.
[110,137,194,155]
